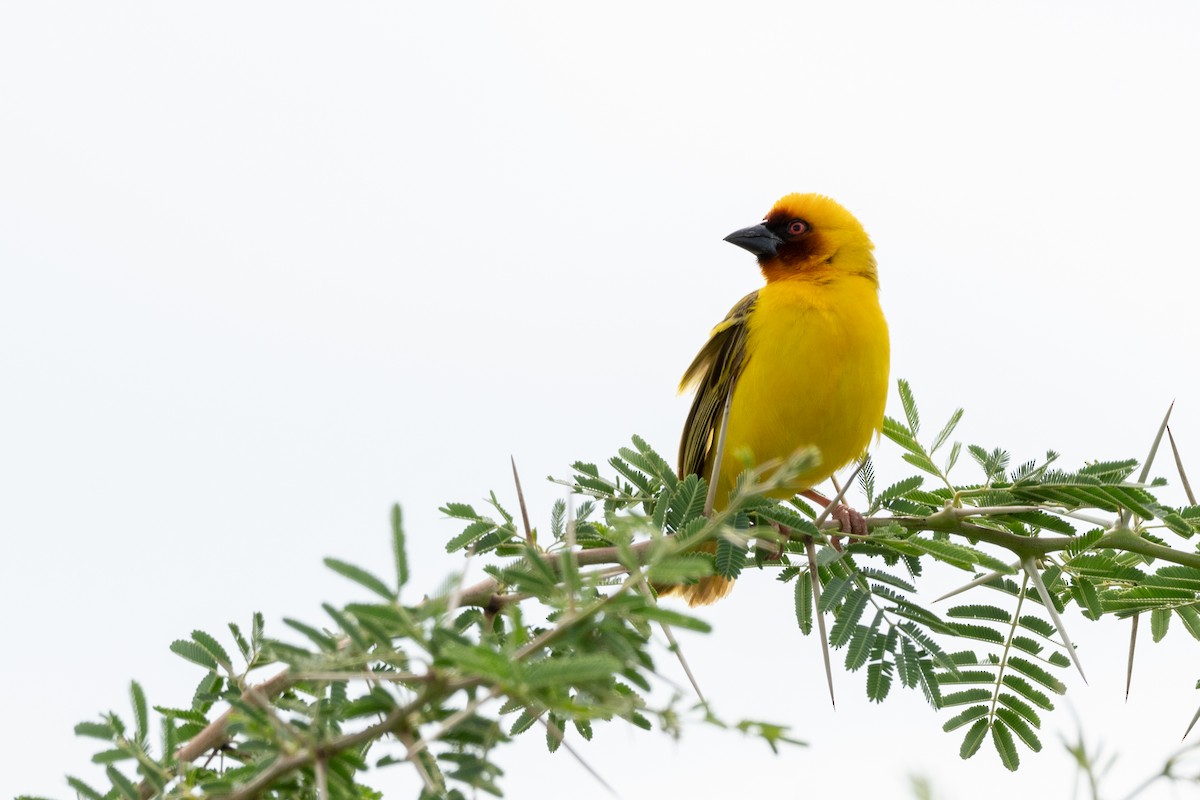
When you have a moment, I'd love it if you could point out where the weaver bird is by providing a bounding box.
[661,193,890,606]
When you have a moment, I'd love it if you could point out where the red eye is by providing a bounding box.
[787,220,809,236]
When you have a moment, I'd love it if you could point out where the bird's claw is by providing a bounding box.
[829,505,867,551]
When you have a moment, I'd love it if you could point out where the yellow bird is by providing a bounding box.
[661,193,890,606]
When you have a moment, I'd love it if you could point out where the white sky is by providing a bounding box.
[3,2,1200,798]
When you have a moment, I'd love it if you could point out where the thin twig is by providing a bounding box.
[1183,705,1200,741]
[1022,556,1087,683]
[1167,425,1196,505]
[396,730,438,795]
[1126,613,1138,701]
[1122,401,1174,527]
[805,535,836,708]
[315,757,328,800]
[450,511,1200,611]
[988,571,1030,718]
[812,460,867,529]
[222,690,435,800]
[173,668,293,764]
[657,619,705,704]
[511,456,534,545]
[931,562,1020,604]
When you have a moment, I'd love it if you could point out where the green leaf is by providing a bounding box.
[442,502,480,520]
[153,706,208,724]
[959,718,989,759]
[830,590,870,647]
[997,709,1042,753]
[392,504,409,589]
[106,766,140,800]
[509,709,538,736]
[190,630,232,670]
[129,681,148,745]
[228,622,251,661]
[1070,578,1103,620]
[898,379,920,436]
[74,721,116,740]
[946,604,1011,623]
[525,655,621,688]
[845,618,878,672]
[664,474,706,533]
[1065,529,1104,557]
[324,557,396,600]
[931,408,964,454]
[1146,565,1200,591]
[65,777,105,800]
[969,445,1010,483]
[1008,635,1044,657]
[169,640,217,670]
[91,748,133,764]
[282,618,337,651]
[1001,674,1054,710]
[818,575,855,613]
[446,519,496,553]
[639,605,713,633]
[323,603,370,650]
[714,538,747,579]
[997,693,1042,729]
[610,454,656,496]
[945,441,962,474]
[859,456,876,504]
[1151,607,1171,642]
[945,622,1005,645]
[751,502,820,537]
[879,476,925,503]
[941,688,992,706]
[942,704,988,732]
[917,654,944,708]
[795,572,813,635]
[991,720,1020,771]
[1175,605,1200,640]
[901,452,944,479]
[892,536,978,572]
[858,566,917,593]
[631,434,678,488]
[1017,615,1056,638]
[646,555,713,585]
[866,658,893,702]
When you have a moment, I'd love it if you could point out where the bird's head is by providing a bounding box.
[725,193,877,284]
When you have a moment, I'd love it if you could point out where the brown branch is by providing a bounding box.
[221,686,441,800]
[155,502,1200,796]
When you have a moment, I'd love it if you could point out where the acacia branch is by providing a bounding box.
[159,501,1198,796]
[455,512,1200,610]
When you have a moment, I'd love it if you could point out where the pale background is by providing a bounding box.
[3,2,1200,798]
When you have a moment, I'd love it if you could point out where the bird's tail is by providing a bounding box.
[652,540,736,607]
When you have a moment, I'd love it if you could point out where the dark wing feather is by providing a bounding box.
[677,291,757,479]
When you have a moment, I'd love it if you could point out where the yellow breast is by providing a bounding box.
[716,274,890,499]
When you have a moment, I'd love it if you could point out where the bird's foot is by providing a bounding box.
[828,505,867,551]
[800,488,867,552]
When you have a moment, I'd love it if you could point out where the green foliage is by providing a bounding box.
[45,381,1200,797]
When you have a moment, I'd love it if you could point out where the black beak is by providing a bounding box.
[724,223,782,258]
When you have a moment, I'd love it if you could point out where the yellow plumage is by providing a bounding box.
[664,193,890,606]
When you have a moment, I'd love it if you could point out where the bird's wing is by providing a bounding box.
[677,290,758,480]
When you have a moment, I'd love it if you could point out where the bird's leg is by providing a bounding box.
[801,488,867,551]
